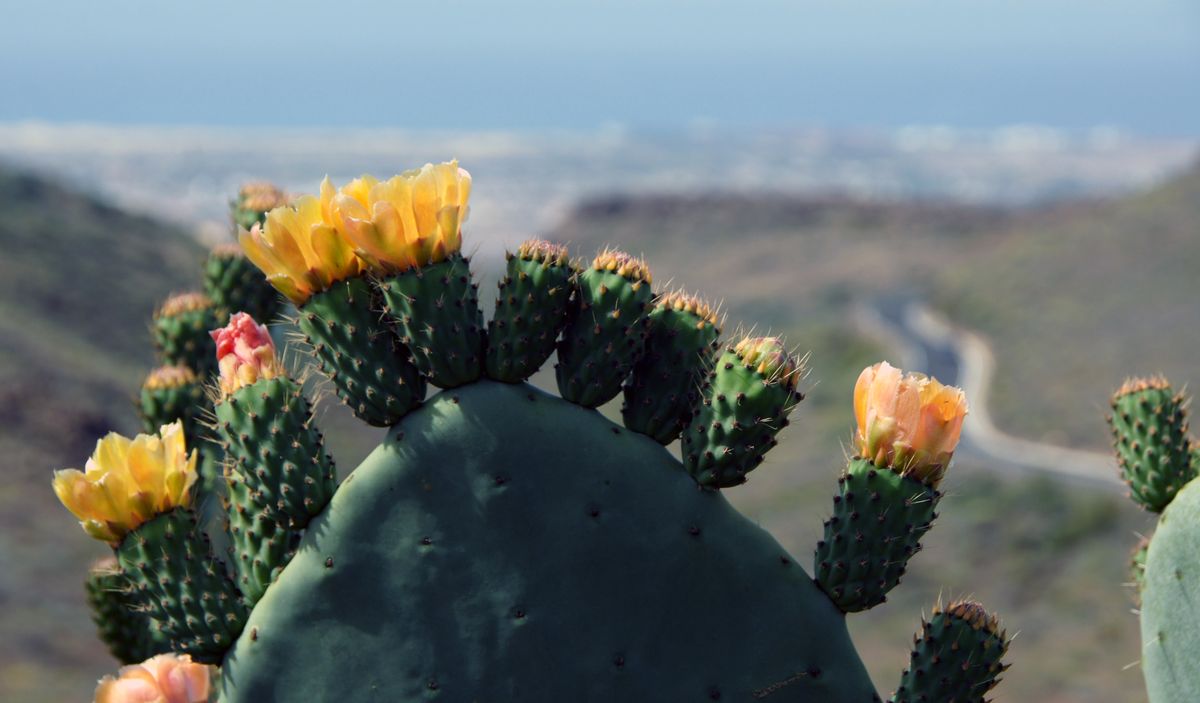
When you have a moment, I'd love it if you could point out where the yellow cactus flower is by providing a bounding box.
[52,422,198,545]
[95,653,213,703]
[210,312,284,397]
[853,361,968,484]
[238,192,363,305]
[329,161,472,273]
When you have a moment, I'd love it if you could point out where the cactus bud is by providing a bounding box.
[853,361,967,487]
[1109,375,1194,512]
[52,422,198,544]
[592,248,652,286]
[210,312,284,398]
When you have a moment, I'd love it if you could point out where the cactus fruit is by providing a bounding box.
[555,250,655,408]
[85,557,169,665]
[486,239,578,383]
[1109,377,1195,512]
[139,365,206,447]
[892,600,1009,703]
[117,508,248,663]
[212,314,336,602]
[298,277,426,426]
[54,162,1014,702]
[204,243,281,325]
[682,336,803,487]
[815,362,966,613]
[378,253,486,388]
[153,292,220,379]
[231,181,287,232]
[216,381,879,702]
[622,290,722,444]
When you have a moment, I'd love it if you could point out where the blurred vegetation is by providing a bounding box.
[4,160,1191,701]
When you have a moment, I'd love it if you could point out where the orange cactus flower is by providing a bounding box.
[329,161,472,274]
[94,653,213,703]
[853,361,967,484]
[210,312,284,397]
[52,422,198,545]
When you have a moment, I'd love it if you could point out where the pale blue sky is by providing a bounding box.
[3,1,1198,133]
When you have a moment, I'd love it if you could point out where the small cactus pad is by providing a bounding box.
[892,600,1008,703]
[226,477,303,605]
[682,337,803,488]
[1140,477,1200,702]
[153,293,220,379]
[85,557,169,664]
[814,458,940,613]
[555,250,654,408]
[622,291,721,444]
[117,508,248,663]
[486,240,577,383]
[215,376,337,530]
[139,365,207,447]
[1130,534,1150,602]
[1109,377,1194,512]
[232,181,288,232]
[378,254,486,388]
[204,243,282,325]
[217,381,877,702]
[298,276,426,426]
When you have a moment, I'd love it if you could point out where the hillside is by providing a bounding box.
[0,166,208,702]
[935,162,1200,447]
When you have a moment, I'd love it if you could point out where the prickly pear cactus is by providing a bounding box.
[1108,376,1200,702]
[54,162,1011,703]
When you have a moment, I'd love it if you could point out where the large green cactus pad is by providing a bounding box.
[219,381,876,702]
[1141,477,1200,703]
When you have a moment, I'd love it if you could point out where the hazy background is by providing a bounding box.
[2,2,1199,702]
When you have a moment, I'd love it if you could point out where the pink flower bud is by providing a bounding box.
[210,312,283,397]
[94,653,212,703]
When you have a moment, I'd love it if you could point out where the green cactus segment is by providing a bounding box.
[85,560,170,664]
[215,376,336,530]
[814,459,940,613]
[139,369,207,448]
[203,247,281,324]
[1131,535,1150,600]
[681,343,802,488]
[1109,383,1194,512]
[555,265,654,408]
[892,601,1009,703]
[1140,477,1200,703]
[485,247,576,383]
[226,477,303,606]
[218,381,878,702]
[622,301,720,444]
[116,508,248,663]
[298,276,426,426]
[378,254,486,389]
[153,300,220,379]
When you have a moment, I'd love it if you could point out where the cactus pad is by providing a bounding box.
[153,293,221,379]
[217,381,877,702]
[1109,378,1194,512]
[814,459,940,612]
[139,365,208,447]
[298,276,426,426]
[379,254,486,388]
[1140,476,1200,703]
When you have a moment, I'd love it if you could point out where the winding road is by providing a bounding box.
[853,297,1121,491]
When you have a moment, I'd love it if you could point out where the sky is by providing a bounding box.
[2,1,1198,134]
